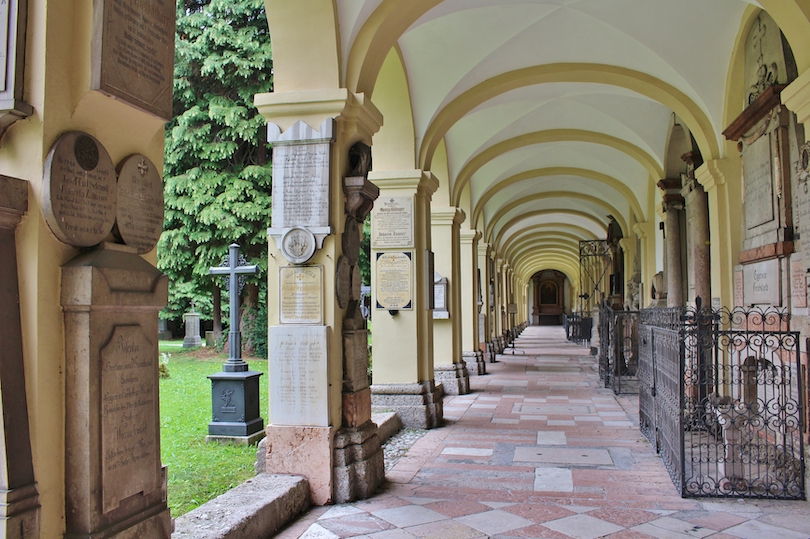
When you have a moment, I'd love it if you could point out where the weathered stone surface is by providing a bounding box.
[270,325,329,426]
[371,382,443,428]
[114,154,163,254]
[333,421,384,503]
[173,474,310,539]
[343,388,372,428]
[434,363,470,395]
[463,350,487,375]
[265,426,334,505]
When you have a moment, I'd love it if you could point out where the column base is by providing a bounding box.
[265,425,335,505]
[462,350,486,375]
[486,342,497,363]
[434,363,470,395]
[333,420,385,503]
[371,381,443,428]
[0,483,39,539]
[65,505,171,539]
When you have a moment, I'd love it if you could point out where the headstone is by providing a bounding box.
[91,0,175,120]
[375,251,413,310]
[183,309,201,347]
[270,325,329,426]
[743,135,774,230]
[114,154,164,253]
[743,258,780,305]
[371,196,414,248]
[158,318,172,340]
[279,265,323,324]
[790,259,807,308]
[42,132,117,247]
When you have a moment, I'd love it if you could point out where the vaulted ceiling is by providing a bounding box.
[326,0,767,282]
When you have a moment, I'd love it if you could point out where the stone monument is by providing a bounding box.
[207,243,264,444]
[183,306,202,348]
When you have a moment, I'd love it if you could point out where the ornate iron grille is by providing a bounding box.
[599,302,639,394]
[579,240,612,314]
[638,299,805,499]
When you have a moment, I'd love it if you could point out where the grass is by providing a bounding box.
[159,346,268,517]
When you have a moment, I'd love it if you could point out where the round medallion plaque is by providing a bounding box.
[336,256,352,309]
[281,227,316,264]
[351,263,362,301]
[42,132,117,247]
[342,217,360,265]
[114,154,164,254]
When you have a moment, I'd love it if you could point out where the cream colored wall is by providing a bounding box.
[1,3,167,536]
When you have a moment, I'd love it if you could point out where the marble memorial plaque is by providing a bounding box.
[375,251,412,310]
[342,217,360,265]
[92,0,175,120]
[279,265,323,324]
[434,282,446,310]
[743,134,774,230]
[270,325,329,426]
[743,259,780,305]
[791,259,807,308]
[271,143,330,229]
[114,154,163,253]
[478,313,486,341]
[43,132,117,247]
[371,196,414,248]
[101,325,158,513]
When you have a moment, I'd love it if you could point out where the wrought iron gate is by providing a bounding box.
[598,302,639,394]
[639,300,805,499]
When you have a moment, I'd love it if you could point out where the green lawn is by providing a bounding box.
[159,347,268,517]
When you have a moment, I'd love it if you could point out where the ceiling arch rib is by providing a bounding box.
[452,128,662,207]
[505,230,594,259]
[491,210,608,248]
[473,167,645,228]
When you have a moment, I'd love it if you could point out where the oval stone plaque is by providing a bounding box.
[351,263,362,301]
[342,217,360,265]
[43,132,117,247]
[336,256,352,309]
[114,154,164,253]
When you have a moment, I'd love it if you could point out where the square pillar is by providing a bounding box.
[461,229,485,375]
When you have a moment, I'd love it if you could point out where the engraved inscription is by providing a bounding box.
[43,132,117,247]
[269,326,329,426]
[743,259,780,306]
[279,266,323,324]
[271,143,330,228]
[95,0,175,119]
[115,154,164,253]
[101,326,158,513]
[791,260,807,308]
[372,197,414,248]
[743,134,774,230]
[375,252,413,310]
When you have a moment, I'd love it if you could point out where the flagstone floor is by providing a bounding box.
[275,326,810,539]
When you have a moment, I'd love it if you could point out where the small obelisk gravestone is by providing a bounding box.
[206,243,265,444]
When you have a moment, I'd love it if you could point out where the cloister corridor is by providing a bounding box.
[276,326,810,539]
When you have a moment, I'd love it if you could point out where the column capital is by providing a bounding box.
[632,222,648,239]
[255,88,383,143]
[783,68,810,126]
[657,177,684,209]
[477,242,491,256]
[460,229,482,244]
[369,170,439,197]
[431,206,466,226]
[696,158,736,192]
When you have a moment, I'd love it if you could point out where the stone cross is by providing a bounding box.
[209,243,259,372]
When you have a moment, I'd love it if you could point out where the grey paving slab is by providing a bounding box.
[320,506,366,520]
[534,467,574,491]
[543,514,623,539]
[454,509,534,536]
[536,430,567,445]
[514,447,613,465]
[372,506,447,528]
[518,404,593,414]
[441,447,493,457]
[300,523,340,539]
[632,516,715,539]
[722,519,810,539]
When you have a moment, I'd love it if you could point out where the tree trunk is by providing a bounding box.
[213,285,222,341]
[240,283,259,356]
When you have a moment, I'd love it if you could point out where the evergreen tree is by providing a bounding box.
[159,0,273,355]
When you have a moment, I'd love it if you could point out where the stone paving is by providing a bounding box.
[276,326,810,539]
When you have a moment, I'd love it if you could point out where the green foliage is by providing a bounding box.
[160,350,268,516]
[159,0,273,321]
[242,301,268,359]
[358,216,371,285]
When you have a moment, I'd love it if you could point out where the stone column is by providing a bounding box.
[0,176,40,539]
[255,90,385,505]
[460,229,486,375]
[431,207,470,394]
[478,242,495,362]
[682,175,711,305]
[62,244,171,539]
[658,178,685,307]
[368,170,443,429]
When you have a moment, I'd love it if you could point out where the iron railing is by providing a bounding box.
[639,298,805,499]
[564,313,592,344]
[598,302,639,394]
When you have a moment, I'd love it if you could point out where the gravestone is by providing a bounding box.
[743,258,780,305]
[183,308,202,347]
[91,0,175,120]
[62,243,171,538]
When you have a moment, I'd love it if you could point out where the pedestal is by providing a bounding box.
[434,363,470,395]
[371,381,443,428]
[463,350,486,375]
[183,311,202,347]
[62,244,171,539]
[206,371,265,444]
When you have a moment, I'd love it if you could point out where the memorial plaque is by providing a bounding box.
[743,135,774,230]
[336,256,351,309]
[92,0,175,120]
[342,217,360,265]
[478,313,486,341]
[375,251,412,310]
[735,270,744,307]
[743,258,780,305]
[351,263,362,301]
[791,259,807,308]
[114,154,163,254]
[371,196,414,248]
[43,132,117,247]
[269,325,329,426]
[100,325,158,513]
[279,266,323,324]
[271,143,330,229]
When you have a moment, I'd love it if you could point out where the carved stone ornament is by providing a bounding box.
[280,226,316,264]
[798,141,810,194]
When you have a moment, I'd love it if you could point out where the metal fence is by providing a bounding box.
[564,313,592,344]
[639,299,805,499]
[598,302,639,394]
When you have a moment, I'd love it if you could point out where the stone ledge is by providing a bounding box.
[372,411,402,443]
[172,474,309,539]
